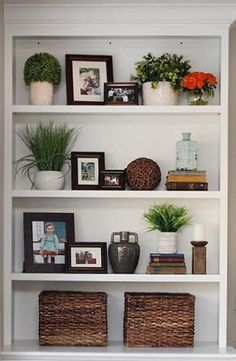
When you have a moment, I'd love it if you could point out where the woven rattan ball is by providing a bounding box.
[125,157,161,190]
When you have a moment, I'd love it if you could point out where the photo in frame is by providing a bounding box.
[71,151,105,190]
[100,170,125,190]
[23,213,75,273]
[66,54,113,105]
[104,82,139,105]
[66,242,107,273]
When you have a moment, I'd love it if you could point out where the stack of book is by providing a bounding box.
[146,253,187,274]
[166,170,208,191]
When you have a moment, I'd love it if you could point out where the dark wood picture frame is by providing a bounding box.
[66,242,107,273]
[71,151,105,190]
[100,170,125,190]
[23,213,75,273]
[104,82,139,105]
[66,54,113,105]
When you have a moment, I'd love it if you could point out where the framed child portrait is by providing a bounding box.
[66,54,113,105]
[71,151,105,190]
[66,242,107,273]
[23,213,75,273]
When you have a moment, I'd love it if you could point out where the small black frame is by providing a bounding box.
[66,242,107,273]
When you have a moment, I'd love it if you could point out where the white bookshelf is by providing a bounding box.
[3,2,236,360]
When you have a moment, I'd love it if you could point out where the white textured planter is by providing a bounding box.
[30,81,53,105]
[158,232,178,254]
[142,81,178,105]
[34,171,64,190]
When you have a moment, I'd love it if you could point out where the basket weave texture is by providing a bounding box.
[125,157,161,190]
[124,292,195,348]
[39,291,107,346]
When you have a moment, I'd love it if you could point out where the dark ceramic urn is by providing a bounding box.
[109,231,140,274]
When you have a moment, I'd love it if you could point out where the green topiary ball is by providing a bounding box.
[24,52,61,86]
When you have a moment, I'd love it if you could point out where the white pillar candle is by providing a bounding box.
[192,224,206,241]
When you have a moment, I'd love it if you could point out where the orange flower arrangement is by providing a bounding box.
[182,72,217,97]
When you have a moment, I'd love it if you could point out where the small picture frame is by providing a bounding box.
[100,170,125,190]
[71,151,105,190]
[104,82,139,105]
[66,54,113,105]
[23,213,75,273]
[66,242,107,273]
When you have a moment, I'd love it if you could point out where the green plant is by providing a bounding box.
[144,203,192,232]
[24,52,61,86]
[131,52,191,91]
[15,121,78,181]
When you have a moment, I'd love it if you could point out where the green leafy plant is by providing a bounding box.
[144,203,192,232]
[15,121,78,182]
[24,52,61,86]
[131,52,191,91]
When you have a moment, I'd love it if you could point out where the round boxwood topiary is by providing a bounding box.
[24,52,61,86]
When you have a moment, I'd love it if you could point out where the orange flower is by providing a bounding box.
[182,71,217,93]
[206,73,217,86]
[182,75,197,90]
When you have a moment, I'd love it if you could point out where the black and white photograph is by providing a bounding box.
[100,170,125,190]
[104,82,138,105]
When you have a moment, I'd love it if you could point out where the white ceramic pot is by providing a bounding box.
[30,81,53,105]
[142,81,178,105]
[34,171,64,190]
[158,232,177,254]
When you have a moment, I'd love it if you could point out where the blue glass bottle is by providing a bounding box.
[176,132,197,170]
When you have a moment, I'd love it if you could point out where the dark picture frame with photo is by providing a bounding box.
[71,151,105,190]
[66,242,107,273]
[66,54,113,105]
[100,170,125,190]
[23,213,75,273]
[104,82,139,105]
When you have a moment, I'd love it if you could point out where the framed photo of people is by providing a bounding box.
[104,82,139,105]
[23,213,75,273]
[71,151,105,190]
[66,242,107,273]
[66,54,113,105]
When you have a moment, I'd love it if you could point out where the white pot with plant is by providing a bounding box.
[144,203,192,253]
[24,52,61,105]
[131,53,191,105]
[15,121,78,190]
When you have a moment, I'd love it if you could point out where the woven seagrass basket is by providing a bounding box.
[39,291,107,346]
[124,292,195,347]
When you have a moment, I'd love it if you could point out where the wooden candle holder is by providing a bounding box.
[191,241,208,274]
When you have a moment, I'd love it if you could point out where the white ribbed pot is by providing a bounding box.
[30,81,53,105]
[34,171,64,190]
[142,81,178,105]
[158,232,178,254]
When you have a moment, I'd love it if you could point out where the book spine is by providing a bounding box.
[150,253,185,258]
[166,182,208,191]
[167,170,206,176]
[150,258,185,263]
[167,175,206,182]
[146,266,186,274]
[149,262,186,267]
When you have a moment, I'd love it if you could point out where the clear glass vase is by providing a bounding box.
[188,92,209,105]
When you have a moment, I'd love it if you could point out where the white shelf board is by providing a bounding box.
[11,273,220,283]
[1,340,236,360]
[12,105,222,115]
[11,190,221,199]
